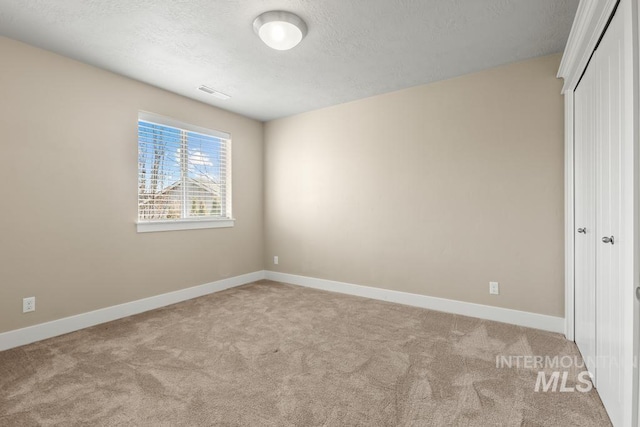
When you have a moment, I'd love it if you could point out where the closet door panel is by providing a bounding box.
[573,62,597,381]
[595,9,625,426]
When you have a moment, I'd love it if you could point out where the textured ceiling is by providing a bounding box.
[0,0,578,121]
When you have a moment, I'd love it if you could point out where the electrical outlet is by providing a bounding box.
[489,282,500,295]
[23,297,35,313]
[274,256,279,265]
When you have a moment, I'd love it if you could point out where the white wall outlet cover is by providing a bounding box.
[274,256,279,265]
[489,282,500,295]
[23,297,35,313]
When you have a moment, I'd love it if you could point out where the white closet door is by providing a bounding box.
[595,8,625,427]
[573,60,597,381]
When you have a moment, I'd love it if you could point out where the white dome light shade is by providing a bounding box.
[253,11,308,51]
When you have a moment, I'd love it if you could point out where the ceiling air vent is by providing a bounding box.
[198,85,231,100]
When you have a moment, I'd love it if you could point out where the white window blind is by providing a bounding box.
[137,112,232,231]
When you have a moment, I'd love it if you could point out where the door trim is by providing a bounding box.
[559,0,619,93]
[565,90,575,341]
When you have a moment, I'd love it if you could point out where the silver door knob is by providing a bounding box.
[577,228,586,234]
[602,236,615,245]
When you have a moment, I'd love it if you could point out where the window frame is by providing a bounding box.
[136,111,234,233]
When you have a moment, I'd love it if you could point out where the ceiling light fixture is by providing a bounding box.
[253,11,308,51]
[198,85,231,100]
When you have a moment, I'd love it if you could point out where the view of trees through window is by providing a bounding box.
[138,120,228,221]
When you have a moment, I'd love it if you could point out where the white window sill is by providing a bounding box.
[137,218,235,233]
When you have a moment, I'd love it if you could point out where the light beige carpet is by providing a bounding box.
[0,280,611,426]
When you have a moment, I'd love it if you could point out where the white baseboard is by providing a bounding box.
[1,270,565,352]
[265,271,565,334]
[0,270,266,352]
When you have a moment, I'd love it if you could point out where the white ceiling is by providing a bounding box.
[0,0,578,121]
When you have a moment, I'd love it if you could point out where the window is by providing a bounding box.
[137,112,233,232]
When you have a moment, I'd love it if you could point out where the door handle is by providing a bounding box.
[602,236,614,245]
[577,228,586,234]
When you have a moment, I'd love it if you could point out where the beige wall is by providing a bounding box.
[0,37,264,333]
[264,54,564,317]
[0,38,564,335]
